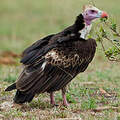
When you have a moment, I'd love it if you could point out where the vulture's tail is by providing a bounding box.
[14,90,35,104]
[5,83,16,91]
[5,83,35,103]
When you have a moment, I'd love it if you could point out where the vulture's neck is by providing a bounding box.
[74,14,92,39]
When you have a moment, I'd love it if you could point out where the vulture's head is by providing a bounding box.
[82,5,108,25]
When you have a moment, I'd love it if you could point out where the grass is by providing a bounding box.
[0,0,120,119]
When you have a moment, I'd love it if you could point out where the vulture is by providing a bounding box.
[5,5,108,106]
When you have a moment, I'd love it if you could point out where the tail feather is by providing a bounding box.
[14,90,35,104]
[5,83,16,91]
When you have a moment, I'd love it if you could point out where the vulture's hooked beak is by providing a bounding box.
[97,11,108,19]
[101,11,108,18]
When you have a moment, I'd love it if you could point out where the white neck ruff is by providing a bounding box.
[79,24,92,39]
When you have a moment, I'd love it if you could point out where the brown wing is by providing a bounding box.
[16,38,96,94]
[43,39,97,92]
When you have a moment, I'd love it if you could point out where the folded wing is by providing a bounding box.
[16,36,96,94]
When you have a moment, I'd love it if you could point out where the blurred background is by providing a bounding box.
[0,0,120,119]
[0,0,120,53]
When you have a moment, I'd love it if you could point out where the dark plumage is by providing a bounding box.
[5,13,97,105]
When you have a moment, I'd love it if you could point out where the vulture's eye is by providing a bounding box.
[91,10,95,13]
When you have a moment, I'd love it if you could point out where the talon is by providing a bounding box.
[63,102,69,107]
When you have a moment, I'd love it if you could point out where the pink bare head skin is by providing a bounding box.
[82,5,108,25]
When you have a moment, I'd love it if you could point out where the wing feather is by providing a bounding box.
[16,38,96,94]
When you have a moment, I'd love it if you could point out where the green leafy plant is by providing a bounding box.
[96,18,120,62]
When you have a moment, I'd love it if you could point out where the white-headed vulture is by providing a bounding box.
[5,5,108,106]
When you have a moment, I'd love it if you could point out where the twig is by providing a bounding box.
[104,21,120,37]
[98,35,120,62]
[93,106,120,112]
[104,36,120,51]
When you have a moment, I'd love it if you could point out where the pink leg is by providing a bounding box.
[50,92,55,105]
[62,88,69,106]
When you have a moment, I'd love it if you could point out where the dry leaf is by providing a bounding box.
[81,82,96,86]
[99,88,111,97]
[0,57,17,65]
[0,51,21,58]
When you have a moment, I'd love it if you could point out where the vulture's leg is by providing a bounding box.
[50,92,55,105]
[62,87,69,106]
